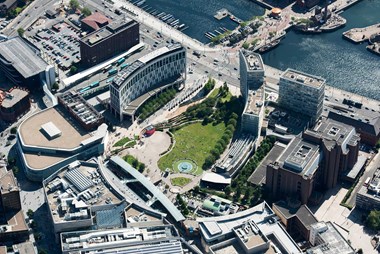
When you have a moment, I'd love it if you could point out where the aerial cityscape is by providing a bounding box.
[0,0,379,253]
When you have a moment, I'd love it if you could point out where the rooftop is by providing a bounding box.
[112,43,185,89]
[61,226,181,253]
[0,167,18,194]
[81,18,136,46]
[244,87,264,115]
[0,87,28,109]
[19,106,91,150]
[240,49,264,71]
[109,156,185,222]
[44,161,121,223]
[307,222,354,254]
[197,202,301,254]
[278,136,320,176]
[81,12,111,31]
[233,220,267,250]
[281,68,326,88]
[325,98,380,136]
[272,200,318,229]
[0,37,47,78]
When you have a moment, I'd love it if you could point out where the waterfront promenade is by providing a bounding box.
[343,23,380,43]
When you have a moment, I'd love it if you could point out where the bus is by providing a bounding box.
[89,81,100,88]
[364,177,371,187]
[108,69,118,76]
[79,87,91,93]
[117,57,125,65]
[106,77,114,83]
[120,63,128,70]
[103,65,112,72]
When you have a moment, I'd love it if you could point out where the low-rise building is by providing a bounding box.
[356,168,380,211]
[272,200,318,241]
[80,18,139,67]
[43,160,123,235]
[197,201,301,254]
[80,12,112,32]
[17,105,108,181]
[307,222,354,254]
[61,225,202,254]
[0,87,30,122]
[0,167,29,244]
[0,37,55,88]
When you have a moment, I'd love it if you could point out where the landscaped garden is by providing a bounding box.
[170,177,192,187]
[157,80,244,176]
[158,122,225,175]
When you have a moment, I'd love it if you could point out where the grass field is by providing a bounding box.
[158,122,225,175]
[114,137,131,147]
[170,177,192,187]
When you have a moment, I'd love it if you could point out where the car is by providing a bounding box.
[218,73,222,76]
[205,70,209,73]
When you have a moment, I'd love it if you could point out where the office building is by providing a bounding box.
[307,222,354,254]
[43,160,123,234]
[80,18,139,67]
[110,44,186,121]
[356,168,380,211]
[61,225,202,254]
[266,136,321,204]
[239,50,265,137]
[266,118,360,204]
[81,12,111,32]
[0,87,30,122]
[279,69,325,124]
[303,118,360,189]
[239,49,265,97]
[0,167,29,244]
[325,97,380,146]
[0,37,55,88]
[197,201,301,254]
[17,104,108,181]
[272,200,318,241]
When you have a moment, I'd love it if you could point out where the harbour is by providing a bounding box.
[131,0,379,100]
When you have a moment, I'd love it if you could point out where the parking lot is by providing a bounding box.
[34,21,81,70]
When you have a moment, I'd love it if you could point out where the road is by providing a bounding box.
[3,0,57,36]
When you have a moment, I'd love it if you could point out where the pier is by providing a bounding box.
[214,8,230,20]
[343,23,380,43]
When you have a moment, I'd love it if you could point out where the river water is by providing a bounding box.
[144,0,379,99]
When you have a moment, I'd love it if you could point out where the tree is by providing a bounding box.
[7,9,17,19]
[69,0,80,10]
[242,41,249,49]
[366,210,380,230]
[193,186,200,193]
[52,82,59,90]
[27,209,34,218]
[82,7,92,17]
[132,160,139,169]
[10,127,17,134]
[70,65,78,74]
[17,28,25,37]
[224,186,232,196]
[12,166,19,175]
[227,118,237,128]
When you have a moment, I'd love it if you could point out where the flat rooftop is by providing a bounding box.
[279,136,320,176]
[0,167,18,194]
[240,49,264,71]
[81,18,136,46]
[45,162,120,223]
[19,106,91,150]
[281,68,326,88]
[23,153,67,171]
[61,226,179,253]
[307,222,354,254]
[0,88,28,109]
[0,37,47,78]
[245,87,264,115]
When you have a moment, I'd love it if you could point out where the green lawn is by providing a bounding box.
[113,137,131,147]
[158,122,225,175]
[170,177,192,187]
